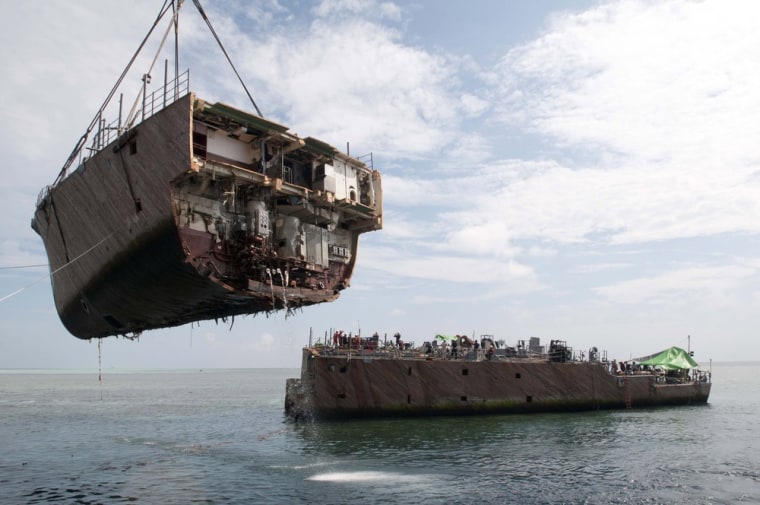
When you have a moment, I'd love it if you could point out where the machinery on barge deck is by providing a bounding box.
[285,334,711,420]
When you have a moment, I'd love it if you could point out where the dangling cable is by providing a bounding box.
[192,0,263,116]
[98,338,103,401]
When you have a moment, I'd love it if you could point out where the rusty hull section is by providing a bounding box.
[285,349,711,419]
[32,93,382,339]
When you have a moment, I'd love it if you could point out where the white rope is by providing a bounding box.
[0,232,114,303]
[0,264,48,270]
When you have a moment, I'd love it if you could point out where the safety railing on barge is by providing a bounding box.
[306,340,711,385]
[308,343,578,363]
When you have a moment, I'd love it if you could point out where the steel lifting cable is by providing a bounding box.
[192,0,263,117]
[0,232,114,303]
[124,0,186,129]
[55,0,264,186]
[54,0,177,185]
[173,0,181,102]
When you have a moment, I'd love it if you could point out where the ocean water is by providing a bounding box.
[1,363,757,504]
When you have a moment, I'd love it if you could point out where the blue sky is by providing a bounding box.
[1,0,758,369]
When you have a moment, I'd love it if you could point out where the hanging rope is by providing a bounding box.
[98,338,104,401]
[192,0,263,116]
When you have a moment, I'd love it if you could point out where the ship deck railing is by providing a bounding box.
[309,344,590,365]
[610,364,711,384]
[306,344,712,384]
[89,69,191,156]
[40,69,193,201]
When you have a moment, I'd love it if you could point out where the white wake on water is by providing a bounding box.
[307,471,430,483]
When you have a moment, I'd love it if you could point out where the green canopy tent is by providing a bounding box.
[633,346,699,371]
[435,334,458,342]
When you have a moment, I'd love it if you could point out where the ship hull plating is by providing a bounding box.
[33,93,382,339]
[285,350,711,420]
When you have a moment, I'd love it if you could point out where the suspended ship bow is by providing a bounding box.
[32,89,382,339]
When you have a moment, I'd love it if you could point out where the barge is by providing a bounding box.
[285,335,711,419]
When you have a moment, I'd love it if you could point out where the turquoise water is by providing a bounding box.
[0,364,757,504]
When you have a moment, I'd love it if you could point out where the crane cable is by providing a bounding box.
[55,0,263,187]
[124,0,185,129]
[192,0,263,116]
[54,0,177,185]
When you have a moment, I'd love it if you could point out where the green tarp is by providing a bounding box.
[435,334,458,341]
[634,346,699,371]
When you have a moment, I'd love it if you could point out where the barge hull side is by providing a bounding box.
[287,352,711,419]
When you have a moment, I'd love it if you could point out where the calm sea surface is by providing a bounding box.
[1,363,758,504]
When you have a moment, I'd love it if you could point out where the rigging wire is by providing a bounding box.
[24,1,266,307]
[173,0,181,102]
[0,232,113,303]
[54,0,264,186]
[192,0,263,116]
[54,0,176,185]
[0,264,48,270]
[124,2,185,128]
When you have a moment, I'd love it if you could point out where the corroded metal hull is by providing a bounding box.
[32,93,382,339]
[285,348,711,420]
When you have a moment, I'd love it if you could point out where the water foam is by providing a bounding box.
[307,471,426,483]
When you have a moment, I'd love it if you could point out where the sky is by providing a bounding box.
[1,0,758,369]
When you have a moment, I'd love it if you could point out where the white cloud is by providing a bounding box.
[595,262,760,306]
[376,210,427,240]
[496,1,760,161]
[570,262,630,274]
[251,332,277,351]
[364,245,536,285]
[381,174,455,207]
[238,0,290,27]
[444,220,518,259]
[204,331,218,345]
[459,93,490,116]
[199,7,467,159]
[469,1,760,247]
[313,0,402,21]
